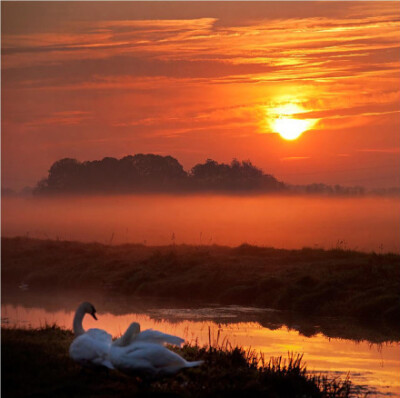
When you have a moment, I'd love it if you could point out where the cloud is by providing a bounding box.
[25,111,91,128]
[296,103,400,121]
[281,157,311,161]
[357,148,400,154]
[3,6,399,88]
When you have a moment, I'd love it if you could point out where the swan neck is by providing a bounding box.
[120,330,134,346]
[73,305,86,336]
[114,323,140,346]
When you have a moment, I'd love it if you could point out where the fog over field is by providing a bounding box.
[2,194,399,253]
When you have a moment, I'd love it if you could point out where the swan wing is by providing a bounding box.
[111,343,203,376]
[133,329,185,347]
[109,345,157,375]
[69,333,114,369]
[125,343,187,368]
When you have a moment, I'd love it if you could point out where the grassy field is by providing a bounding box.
[1,326,358,398]
[2,237,400,332]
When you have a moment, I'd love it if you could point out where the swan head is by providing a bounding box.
[79,302,98,320]
[126,322,141,339]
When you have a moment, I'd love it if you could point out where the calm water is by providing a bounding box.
[2,300,399,397]
[2,195,400,252]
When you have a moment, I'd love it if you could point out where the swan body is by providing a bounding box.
[110,322,202,376]
[69,302,114,369]
[133,329,185,346]
[110,342,203,377]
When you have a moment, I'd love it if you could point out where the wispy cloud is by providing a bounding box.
[281,157,311,161]
[357,148,400,154]
[25,111,91,128]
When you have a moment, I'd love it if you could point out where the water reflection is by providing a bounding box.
[2,301,399,397]
[3,286,399,343]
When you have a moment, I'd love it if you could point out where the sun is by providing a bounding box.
[268,103,317,140]
[272,117,313,140]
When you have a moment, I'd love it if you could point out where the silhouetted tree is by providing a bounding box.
[33,153,366,196]
[129,154,187,189]
[34,154,189,194]
[45,158,84,193]
[190,158,283,191]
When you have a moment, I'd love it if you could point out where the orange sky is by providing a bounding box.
[2,1,400,189]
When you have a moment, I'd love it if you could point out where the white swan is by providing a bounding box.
[69,302,114,369]
[110,322,203,376]
[113,322,185,347]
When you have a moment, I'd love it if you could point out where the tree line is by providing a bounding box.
[34,154,286,194]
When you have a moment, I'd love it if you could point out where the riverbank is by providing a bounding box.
[2,237,399,332]
[2,326,358,398]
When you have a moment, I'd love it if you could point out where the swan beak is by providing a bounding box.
[91,312,98,320]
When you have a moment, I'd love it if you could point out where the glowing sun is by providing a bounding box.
[269,103,317,140]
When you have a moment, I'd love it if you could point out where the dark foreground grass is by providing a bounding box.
[1,326,358,398]
[2,237,400,331]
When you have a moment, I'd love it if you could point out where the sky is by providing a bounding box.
[2,1,400,190]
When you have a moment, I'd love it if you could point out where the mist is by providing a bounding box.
[2,194,399,253]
